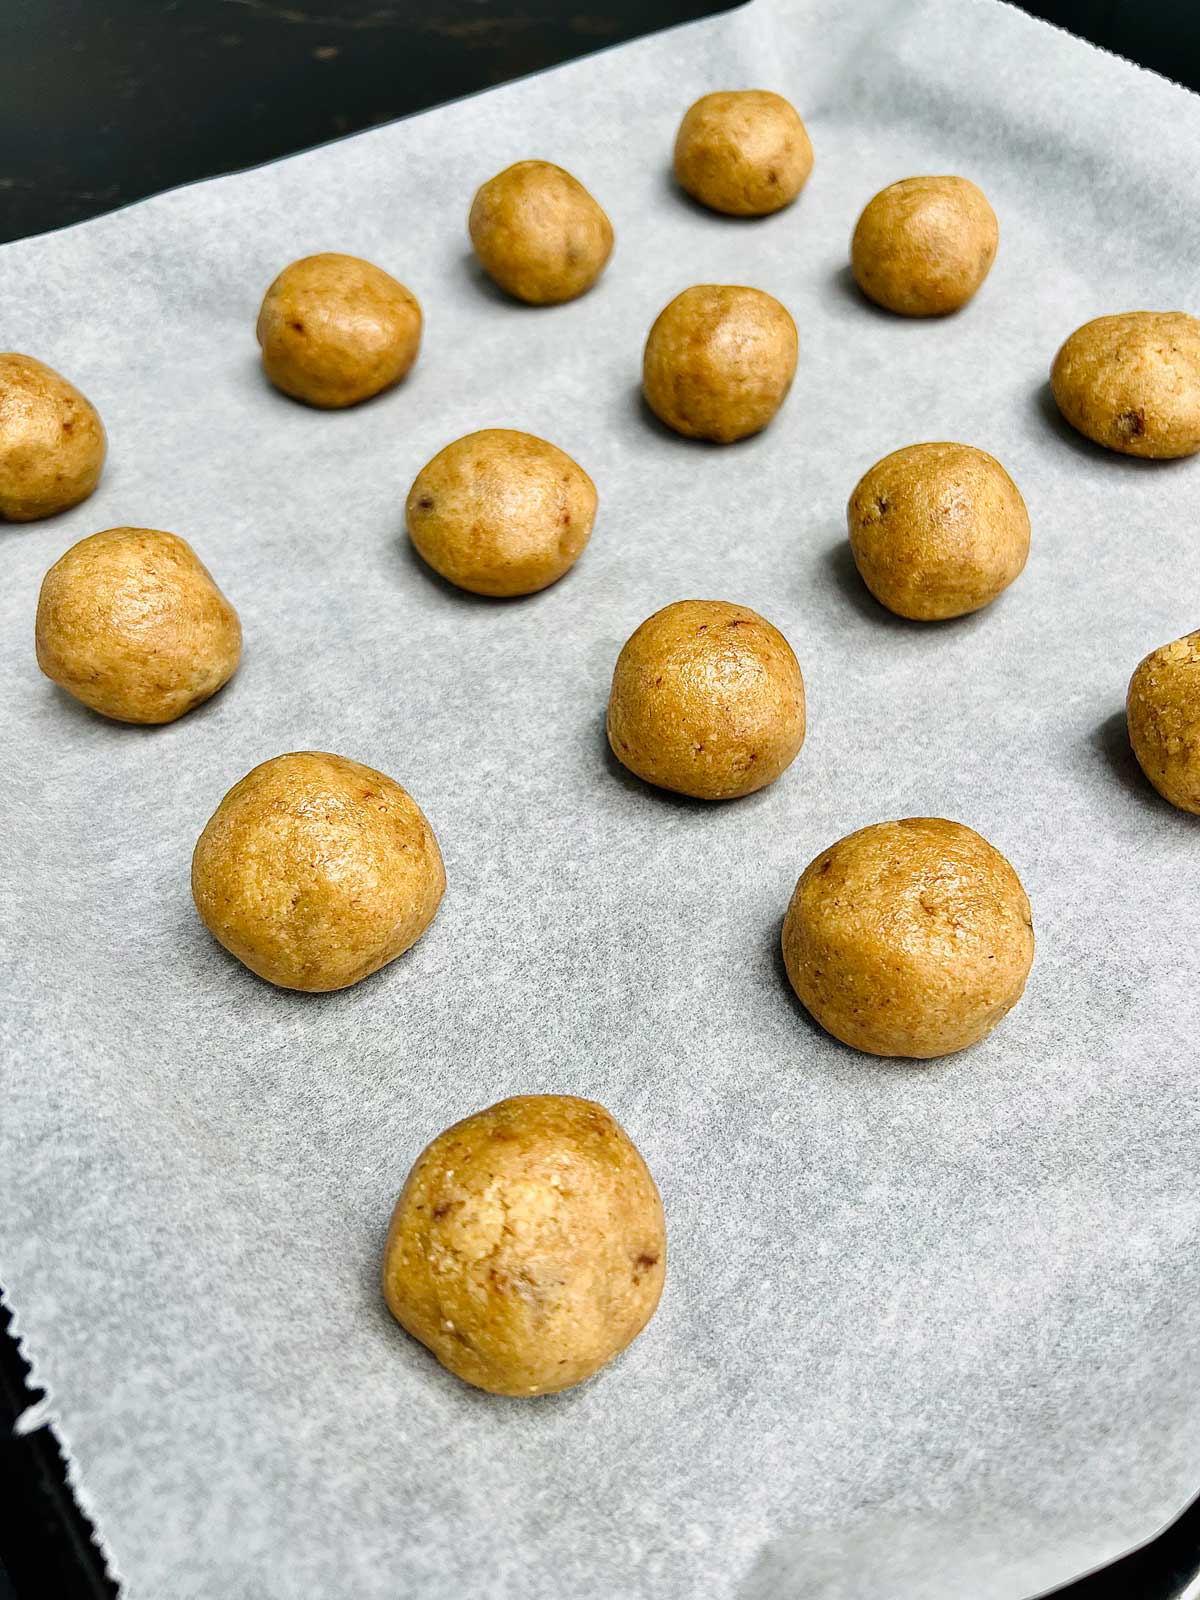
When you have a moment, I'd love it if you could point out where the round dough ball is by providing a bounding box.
[192,751,445,992]
[847,442,1030,621]
[382,1094,666,1396]
[0,353,106,522]
[1127,630,1200,812]
[35,527,241,724]
[256,253,422,408]
[642,284,798,443]
[468,161,613,305]
[607,598,805,800]
[1050,312,1200,459]
[406,428,596,597]
[850,177,998,317]
[673,90,813,216]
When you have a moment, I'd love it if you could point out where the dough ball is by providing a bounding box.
[468,161,613,305]
[673,90,813,216]
[1127,630,1200,812]
[850,177,998,317]
[642,284,798,443]
[782,818,1034,1059]
[35,527,241,724]
[1050,312,1200,459]
[0,353,106,522]
[256,253,422,408]
[192,751,445,992]
[607,598,805,800]
[406,428,596,597]
[382,1094,666,1396]
[847,442,1030,621]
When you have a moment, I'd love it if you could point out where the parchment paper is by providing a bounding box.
[3,2,1199,1595]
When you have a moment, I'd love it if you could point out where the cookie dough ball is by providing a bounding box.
[407,429,596,597]
[1127,631,1200,812]
[192,751,445,992]
[850,177,998,317]
[468,161,613,305]
[35,527,241,723]
[607,599,805,799]
[673,90,813,217]
[642,285,797,443]
[0,353,106,522]
[1050,312,1200,459]
[382,1095,666,1396]
[847,442,1030,621]
[256,253,422,408]
[782,818,1034,1059]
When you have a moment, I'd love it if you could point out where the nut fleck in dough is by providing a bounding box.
[192,751,445,992]
[256,253,422,408]
[35,527,241,724]
[1050,312,1200,459]
[382,1095,666,1396]
[847,442,1030,621]
[468,161,613,305]
[1127,630,1200,812]
[673,90,813,216]
[0,353,106,522]
[782,818,1034,1059]
[607,599,805,799]
[642,285,797,443]
[406,428,596,597]
[850,177,998,317]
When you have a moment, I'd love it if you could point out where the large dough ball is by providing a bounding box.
[1050,312,1200,459]
[850,177,998,317]
[782,818,1034,1059]
[673,90,813,216]
[406,428,596,596]
[35,527,241,724]
[382,1095,666,1396]
[192,751,445,992]
[468,161,613,305]
[1127,630,1200,812]
[0,353,106,522]
[847,442,1030,620]
[607,599,805,799]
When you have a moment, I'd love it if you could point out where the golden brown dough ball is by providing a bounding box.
[673,90,813,216]
[846,442,1030,621]
[642,285,797,443]
[256,253,422,408]
[468,161,613,305]
[607,599,805,800]
[1050,312,1200,459]
[0,353,106,522]
[850,177,998,317]
[192,751,445,992]
[382,1095,666,1396]
[1126,630,1200,812]
[406,428,596,597]
[35,527,241,724]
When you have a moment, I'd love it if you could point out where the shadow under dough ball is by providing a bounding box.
[1127,630,1200,812]
[0,353,106,522]
[1050,312,1200,459]
[673,89,813,216]
[850,176,998,317]
[468,160,613,305]
[382,1095,666,1396]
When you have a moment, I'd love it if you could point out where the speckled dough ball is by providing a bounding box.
[850,177,998,317]
[35,527,241,724]
[0,353,106,522]
[847,442,1030,621]
[192,751,445,992]
[673,90,813,216]
[1127,630,1200,812]
[1050,312,1200,459]
[782,818,1034,1059]
[468,161,613,305]
[382,1095,666,1396]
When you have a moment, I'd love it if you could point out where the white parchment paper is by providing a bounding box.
[2,2,1199,1595]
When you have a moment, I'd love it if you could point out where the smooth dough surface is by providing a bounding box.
[673,90,813,216]
[0,353,106,522]
[850,177,998,317]
[1127,630,1200,813]
[468,161,613,304]
[1050,312,1200,458]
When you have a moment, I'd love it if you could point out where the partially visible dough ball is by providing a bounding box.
[406,428,596,596]
[1050,312,1200,459]
[0,353,106,522]
[850,177,998,317]
[35,527,241,724]
[607,598,805,799]
[468,161,613,305]
[782,818,1034,1059]
[673,90,813,216]
[382,1095,666,1396]
[1127,630,1200,812]
[192,751,445,992]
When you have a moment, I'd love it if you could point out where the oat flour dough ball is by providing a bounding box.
[847,442,1030,620]
[468,161,613,305]
[407,428,596,596]
[256,253,422,408]
[782,818,1034,1059]
[382,1095,666,1396]
[607,598,805,799]
[1127,630,1200,812]
[850,177,998,317]
[35,527,241,723]
[192,751,445,992]
[642,285,797,443]
[673,90,813,216]
[0,353,106,522]
[1050,312,1200,459]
